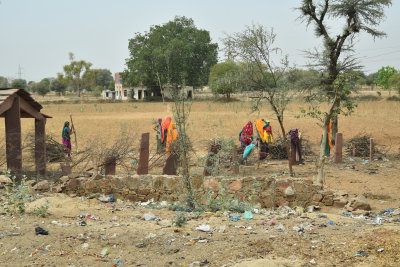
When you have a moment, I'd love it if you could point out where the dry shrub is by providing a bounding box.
[345,133,381,157]
[82,133,139,174]
[24,133,66,163]
[268,134,314,160]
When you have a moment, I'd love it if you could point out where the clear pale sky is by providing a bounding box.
[1,0,399,82]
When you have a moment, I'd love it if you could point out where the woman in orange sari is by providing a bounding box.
[166,122,179,157]
[161,116,172,148]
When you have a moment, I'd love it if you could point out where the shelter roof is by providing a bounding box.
[0,88,51,118]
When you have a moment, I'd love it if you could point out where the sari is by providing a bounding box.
[166,122,178,157]
[161,116,172,144]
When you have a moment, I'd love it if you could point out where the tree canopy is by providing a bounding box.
[124,16,218,92]
[63,52,92,97]
[375,66,397,90]
[0,76,8,88]
[10,79,27,89]
[209,61,240,99]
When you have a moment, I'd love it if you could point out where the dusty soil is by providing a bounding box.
[1,164,400,267]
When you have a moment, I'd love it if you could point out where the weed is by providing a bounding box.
[173,213,187,227]
[33,199,50,218]
[3,173,29,216]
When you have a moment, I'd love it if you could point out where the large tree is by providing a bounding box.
[96,69,113,89]
[63,52,92,97]
[298,0,392,143]
[30,78,51,96]
[123,16,218,100]
[51,74,67,95]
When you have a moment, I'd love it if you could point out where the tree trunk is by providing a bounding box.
[227,93,230,100]
[277,119,293,177]
[317,115,330,186]
[331,115,338,145]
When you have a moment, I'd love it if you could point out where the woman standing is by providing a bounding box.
[154,118,163,152]
[239,121,253,149]
[161,116,172,149]
[62,121,74,157]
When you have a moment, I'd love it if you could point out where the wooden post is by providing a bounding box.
[370,138,374,162]
[5,97,22,175]
[105,157,116,175]
[290,141,298,165]
[334,132,343,163]
[137,133,150,175]
[35,118,46,175]
[60,161,72,176]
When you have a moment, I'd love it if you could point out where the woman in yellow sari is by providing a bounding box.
[166,122,179,157]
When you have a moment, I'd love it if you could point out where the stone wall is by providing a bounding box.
[51,174,333,208]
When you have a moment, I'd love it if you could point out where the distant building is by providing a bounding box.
[102,72,194,100]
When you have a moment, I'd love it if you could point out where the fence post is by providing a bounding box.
[370,138,374,162]
[137,133,150,175]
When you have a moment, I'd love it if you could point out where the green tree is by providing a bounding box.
[209,61,240,100]
[388,73,400,95]
[63,52,92,97]
[30,79,50,96]
[11,79,27,89]
[375,66,397,95]
[0,76,8,87]
[96,69,113,89]
[124,16,218,101]
[298,0,392,144]
[50,74,67,95]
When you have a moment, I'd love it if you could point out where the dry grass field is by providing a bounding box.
[0,96,399,170]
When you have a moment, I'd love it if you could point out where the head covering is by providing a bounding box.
[158,118,162,125]
[254,119,265,138]
[161,116,172,143]
[241,121,253,144]
[62,121,70,139]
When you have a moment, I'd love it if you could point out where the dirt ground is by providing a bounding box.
[0,157,399,266]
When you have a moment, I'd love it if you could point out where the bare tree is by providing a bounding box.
[224,25,298,177]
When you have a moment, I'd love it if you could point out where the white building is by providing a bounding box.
[102,72,194,100]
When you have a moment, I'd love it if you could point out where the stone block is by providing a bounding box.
[33,180,50,191]
[85,181,97,190]
[276,181,290,192]
[293,182,306,193]
[229,180,242,191]
[312,194,323,202]
[203,179,219,191]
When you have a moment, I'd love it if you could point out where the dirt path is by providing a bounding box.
[0,193,399,266]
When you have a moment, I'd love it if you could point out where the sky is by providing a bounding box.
[0,0,399,82]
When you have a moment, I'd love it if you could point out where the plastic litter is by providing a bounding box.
[327,221,334,225]
[244,211,254,220]
[101,248,109,257]
[270,219,275,226]
[377,248,384,252]
[229,214,241,222]
[310,259,316,265]
[196,224,211,232]
[82,243,88,248]
[243,144,255,159]
[353,250,367,257]
[142,212,156,221]
[35,226,48,235]
[115,259,123,265]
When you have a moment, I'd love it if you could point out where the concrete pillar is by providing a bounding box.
[137,133,150,175]
[35,118,46,175]
[334,132,343,163]
[163,154,177,175]
[5,97,22,174]
[370,138,374,162]
[290,141,298,165]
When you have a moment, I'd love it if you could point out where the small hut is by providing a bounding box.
[0,88,51,175]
